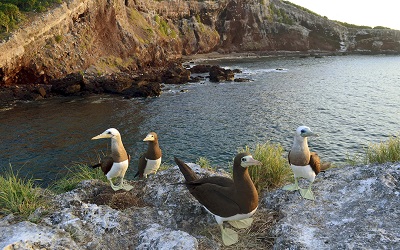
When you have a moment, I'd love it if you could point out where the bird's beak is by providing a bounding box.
[246,157,262,167]
[250,159,262,166]
[303,131,319,137]
[91,133,112,140]
[143,134,154,141]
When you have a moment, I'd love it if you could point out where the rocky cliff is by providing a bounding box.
[1,0,400,87]
[1,162,399,249]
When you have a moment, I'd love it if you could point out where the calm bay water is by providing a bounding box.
[1,55,399,186]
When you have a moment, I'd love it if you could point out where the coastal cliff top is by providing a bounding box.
[1,162,399,249]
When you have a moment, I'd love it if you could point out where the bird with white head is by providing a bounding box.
[91,128,133,191]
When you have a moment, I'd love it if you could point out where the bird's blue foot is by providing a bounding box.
[300,188,315,200]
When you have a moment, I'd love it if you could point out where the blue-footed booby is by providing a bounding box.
[135,132,162,178]
[174,152,262,246]
[91,128,133,191]
[283,126,321,200]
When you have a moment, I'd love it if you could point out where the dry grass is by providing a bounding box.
[364,135,400,164]
[197,209,278,249]
[196,157,217,171]
[240,142,292,192]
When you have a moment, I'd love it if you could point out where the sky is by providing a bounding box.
[287,0,400,30]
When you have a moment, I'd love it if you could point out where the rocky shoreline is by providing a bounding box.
[0,50,373,107]
[1,162,399,249]
[0,55,255,107]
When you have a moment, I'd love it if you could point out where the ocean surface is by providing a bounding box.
[1,55,399,186]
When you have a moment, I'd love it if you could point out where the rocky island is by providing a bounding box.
[1,0,400,104]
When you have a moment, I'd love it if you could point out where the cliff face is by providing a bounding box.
[1,0,399,86]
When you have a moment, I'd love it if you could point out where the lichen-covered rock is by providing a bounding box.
[263,163,400,249]
[0,221,78,249]
[137,223,198,249]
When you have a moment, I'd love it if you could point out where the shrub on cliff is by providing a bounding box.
[0,2,21,32]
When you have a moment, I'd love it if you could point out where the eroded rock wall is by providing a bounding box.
[1,0,400,86]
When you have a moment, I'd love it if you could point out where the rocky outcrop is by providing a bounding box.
[264,162,400,249]
[1,162,399,249]
[1,0,400,97]
[209,65,235,82]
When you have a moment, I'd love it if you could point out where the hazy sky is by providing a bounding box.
[287,0,400,30]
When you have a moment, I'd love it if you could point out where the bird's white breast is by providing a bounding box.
[144,157,162,175]
[290,164,316,182]
[106,159,129,179]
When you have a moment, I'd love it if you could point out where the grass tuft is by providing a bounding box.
[158,161,174,172]
[51,163,107,193]
[363,135,400,164]
[196,157,217,171]
[0,164,44,218]
[240,142,292,192]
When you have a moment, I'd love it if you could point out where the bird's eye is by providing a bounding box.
[241,157,247,162]
[300,129,306,133]
[107,131,112,134]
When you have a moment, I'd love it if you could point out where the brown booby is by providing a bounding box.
[283,126,321,200]
[134,132,162,178]
[91,128,133,191]
[174,152,262,246]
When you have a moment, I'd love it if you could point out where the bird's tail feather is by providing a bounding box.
[174,156,199,182]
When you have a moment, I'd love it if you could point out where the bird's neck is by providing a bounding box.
[111,137,128,161]
[147,141,162,159]
[233,166,258,211]
[292,136,309,152]
[291,136,310,165]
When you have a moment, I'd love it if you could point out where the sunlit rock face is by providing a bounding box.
[1,0,399,87]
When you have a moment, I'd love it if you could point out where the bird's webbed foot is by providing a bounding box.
[300,187,315,200]
[283,178,300,191]
[228,218,253,229]
[219,224,238,246]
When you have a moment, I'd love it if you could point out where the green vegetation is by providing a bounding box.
[196,157,217,171]
[240,142,292,192]
[268,3,294,25]
[282,1,321,17]
[54,34,62,43]
[0,2,22,32]
[363,136,400,164]
[0,165,45,219]
[154,14,177,38]
[158,161,174,172]
[0,0,62,33]
[51,163,107,193]
[373,26,391,30]
[334,20,372,29]
[347,135,400,165]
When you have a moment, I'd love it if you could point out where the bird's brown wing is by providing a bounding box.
[99,156,114,175]
[186,177,240,217]
[310,152,321,175]
[134,154,147,178]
